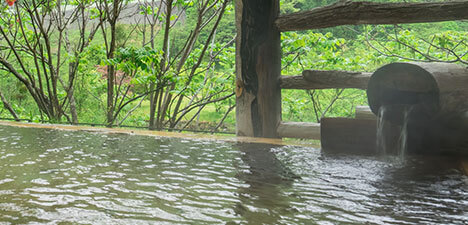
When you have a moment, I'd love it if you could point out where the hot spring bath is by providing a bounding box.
[0,124,467,224]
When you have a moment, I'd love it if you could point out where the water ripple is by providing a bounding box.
[0,126,466,224]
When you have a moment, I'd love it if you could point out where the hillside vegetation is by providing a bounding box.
[0,0,466,133]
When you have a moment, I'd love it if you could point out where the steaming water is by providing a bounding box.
[0,125,467,224]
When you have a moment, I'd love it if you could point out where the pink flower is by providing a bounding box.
[6,0,16,6]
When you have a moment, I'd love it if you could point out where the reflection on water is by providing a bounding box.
[0,125,467,224]
[234,143,299,224]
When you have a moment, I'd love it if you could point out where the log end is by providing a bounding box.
[367,62,439,124]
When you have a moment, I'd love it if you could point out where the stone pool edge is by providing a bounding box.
[0,120,320,148]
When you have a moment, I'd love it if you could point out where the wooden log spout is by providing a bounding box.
[367,62,468,123]
[367,62,468,155]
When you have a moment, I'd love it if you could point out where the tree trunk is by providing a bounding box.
[107,63,115,126]
[0,91,20,121]
[148,83,158,130]
[149,0,173,130]
[65,61,79,124]
[68,85,79,124]
[106,12,119,127]
[146,2,159,130]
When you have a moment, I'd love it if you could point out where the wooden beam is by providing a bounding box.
[280,70,371,89]
[280,76,318,90]
[235,0,281,138]
[276,1,468,32]
[277,121,320,139]
[355,105,376,120]
[303,70,371,89]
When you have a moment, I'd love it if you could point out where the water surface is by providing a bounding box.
[0,125,466,224]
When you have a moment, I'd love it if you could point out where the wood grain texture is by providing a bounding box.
[303,70,371,89]
[367,62,468,120]
[280,70,371,89]
[276,1,468,32]
[414,63,468,115]
[235,0,281,138]
[277,122,320,139]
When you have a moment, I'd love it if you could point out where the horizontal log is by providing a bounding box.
[280,70,371,89]
[277,121,320,139]
[303,70,371,89]
[280,76,318,89]
[355,105,376,120]
[276,1,468,32]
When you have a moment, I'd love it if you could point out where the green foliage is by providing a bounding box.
[280,23,468,122]
[0,0,466,133]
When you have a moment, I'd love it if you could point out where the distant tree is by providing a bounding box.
[94,0,130,126]
[137,0,233,130]
[0,0,100,122]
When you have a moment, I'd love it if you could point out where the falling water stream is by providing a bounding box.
[397,106,413,161]
[0,125,467,224]
[376,105,415,163]
[376,106,388,155]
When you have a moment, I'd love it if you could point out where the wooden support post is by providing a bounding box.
[235,0,281,138]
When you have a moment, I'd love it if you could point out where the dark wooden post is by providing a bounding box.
[235,0,282,138]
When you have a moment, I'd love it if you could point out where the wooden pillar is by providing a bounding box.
[235,0,281,138]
